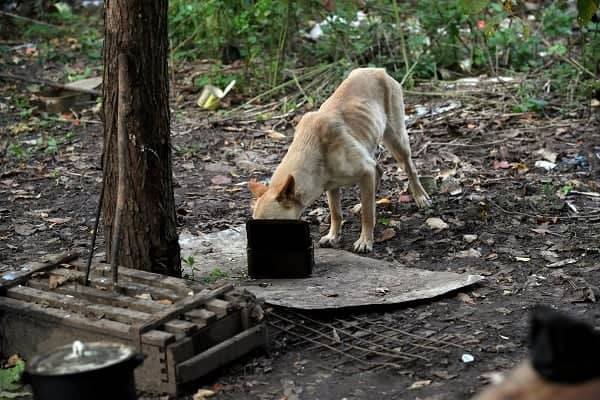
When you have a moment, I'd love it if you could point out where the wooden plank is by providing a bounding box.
[0,252,78,290]
[176,324,267,383]
[130,283,234,337]
[184,308,216,326]
[205,298,231,318]
[6,286,150,324]
[0,295,132,339]
[70,259,206,295]
[162,319,198,337]
[26,280,166,313]
[50,268,182,302]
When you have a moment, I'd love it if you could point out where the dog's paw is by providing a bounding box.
[319,234,341,248]
[351,203,362,214]
[353,237,373,253]
[413,193,432,209]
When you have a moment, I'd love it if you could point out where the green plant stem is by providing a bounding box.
[392,0,410,77]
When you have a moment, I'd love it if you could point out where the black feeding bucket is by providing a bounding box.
[246,219,314,279]
[25,341,144,400]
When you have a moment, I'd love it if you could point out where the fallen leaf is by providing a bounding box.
[267,130,286,140]
[210,175,232,185]
[511,162,529,173]
[376,198,391,205]
[493,160,511,169]
[193,389,215,400]
[535,148,558,163]
[156,299,173,305]
[455,248,482,258]
[376,228,396,242]
[45,217,72,224]
[398,194,413,203]
[515,256,531,262]
[425,217,449,230]
[48,274,67,289]
[457,292,475,305]
[463,234,478,243]
[408,380,432,389]
[136,293,153,300]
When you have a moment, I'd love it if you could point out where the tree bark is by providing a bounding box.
[102,0,181,276]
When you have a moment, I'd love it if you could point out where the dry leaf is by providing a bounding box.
[376,227,396,242]
[210,175,232,185]
[156,299,173,305]
[193,389,215,400]
[45,217,72,224]
[535,148,558,163]
[48,274,67,289]
[493,160,511,169]
[409,380,432,389]
[376,197,391,205]
[398,194,413,203]
[267,130,286,140]
[425,217,449,230]
[457,292,475,305]
[455,248,482,258]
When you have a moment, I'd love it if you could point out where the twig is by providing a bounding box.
[414,138,508,156]
[488,198,600,220]
[0,73,101,96]
[0,10,61,28]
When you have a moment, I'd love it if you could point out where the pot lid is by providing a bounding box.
[28,341,135,376]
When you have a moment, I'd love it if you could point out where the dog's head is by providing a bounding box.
[248,175,303,220]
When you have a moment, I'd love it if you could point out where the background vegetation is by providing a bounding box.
[168,0,599,112]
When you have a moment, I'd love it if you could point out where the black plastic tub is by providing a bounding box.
[24,341,144,400]
[246,219,314,279]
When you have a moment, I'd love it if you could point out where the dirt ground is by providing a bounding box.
[1,52,600,399]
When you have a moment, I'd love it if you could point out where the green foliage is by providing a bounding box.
[182,256,195,267]
[577,0,600,26]
[203,268,229,284]
[0,359,26,392]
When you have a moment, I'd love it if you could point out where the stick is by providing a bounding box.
[0,11,61,28]
[0,73,101,96]
[110,53,130,288]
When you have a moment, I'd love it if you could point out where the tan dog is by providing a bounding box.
[248,68,430,252]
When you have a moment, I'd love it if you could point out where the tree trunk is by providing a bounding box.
[101,0,181,276]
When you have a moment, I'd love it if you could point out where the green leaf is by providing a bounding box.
[577,0,600,26]
[458,0,491,14]
[0,360,25,392]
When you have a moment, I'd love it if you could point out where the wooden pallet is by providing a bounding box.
[0,253,267,395]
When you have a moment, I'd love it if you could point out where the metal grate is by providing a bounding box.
[268,308,466,374]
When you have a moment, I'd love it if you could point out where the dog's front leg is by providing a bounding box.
[319,188,343,247]
[353,170,376,253]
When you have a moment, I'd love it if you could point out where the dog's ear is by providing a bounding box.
[276,175,296,202]
[248,178,268,198]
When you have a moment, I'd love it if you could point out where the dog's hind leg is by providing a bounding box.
[319,188,343,247]
[383,80,431,208]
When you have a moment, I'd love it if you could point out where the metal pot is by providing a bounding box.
[24,341,144,400]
